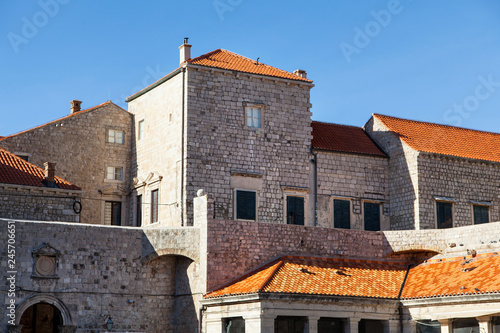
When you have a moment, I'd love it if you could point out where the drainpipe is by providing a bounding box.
[180,66,186,226]
[312,151,318,227]
[397,265,411,333]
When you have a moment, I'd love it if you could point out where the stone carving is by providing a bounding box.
[31,242,60,279]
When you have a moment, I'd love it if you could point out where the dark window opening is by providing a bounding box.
[359,319,385,333]
[416,320,441,333]
[364,202,380,231]
[334,199,350,229]
[318,317,345,333]
[287,196,304,225]
[452,318,479,333]
[151,190,159,223]
[136,195,142,227]
[236,190,256,220]
[224,317,245,333]
[473,205,489,224]
[437,201,453,229]
[274,316,307,333]
[105,201,121,226]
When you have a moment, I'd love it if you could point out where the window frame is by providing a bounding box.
[436,200,454,229]
[151,189,159,224]
[105,166,124,181]
[104,201,122,226]
[138,119,145,140]
[472,204,490,225]
[333,197,351,229]
[234,189,257,221]
[244,103,264,129]
[107,128,125,144]
[363,201,381,231]
[135,194,142,227]
[223,317,245,333]
[285,195,305,226]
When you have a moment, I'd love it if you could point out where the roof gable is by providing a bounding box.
[373,114,500,163]
[0,148,80,190]
[187,49,312,83]
[312,121,387,157]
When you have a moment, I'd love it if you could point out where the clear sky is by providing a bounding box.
[1,1,500,136]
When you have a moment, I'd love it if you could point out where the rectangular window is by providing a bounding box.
[364,202,380,231]
[151,190,159,223]
[275,317,307,333]
[436,201,453,229]
[236,190,256,220]
[246,106,261,128]
[106,166,123,181]
[136,195,142,227]
[473,205,489,224]
[417,320,441,333]
[224,317,245,333]
[287,196,304,225]
[138,120,144,140]
[334,199,350,229]
[108,129,124,144]
[15,154,29,162]
[318,318,345,333]
[104,201,121,226]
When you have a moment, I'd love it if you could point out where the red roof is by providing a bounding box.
[205,256,407,299]
[187,49,312,83]
[374,114,500,163]
[311,121,387,157]
[401,252,500,299]
[0,147,80,190]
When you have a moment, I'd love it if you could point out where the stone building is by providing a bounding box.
[0,147,81,221]
[0,101,133,225]
[1,41,500,332]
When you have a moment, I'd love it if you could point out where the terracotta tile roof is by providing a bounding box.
[0,148,80,190]
[373,114,500,163]
[311,121,387,157]
[187,49,313,83]
[205,256,407,299]
[0,101,126,140]
[401,252,500,299]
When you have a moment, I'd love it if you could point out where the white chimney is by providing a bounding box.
[179,37,192,65]
[293,69,307,78]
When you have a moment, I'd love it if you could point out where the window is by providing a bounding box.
[473,205,489,224]
[436,201,453,229]
[108,129,124,144]
[246,106,261,128]
[318,317,345,333]
[364,202,380,231]
[15,154,29,162]
[287,196,304,225]
[104,201,121,226]
[138,120,144,140]
[416,320,441,333]
[106,166,123,181]
[236,190,256,220]
[136,195,142,227]
[274,317,307,333]
[223,317,245,333]
[452,318,479,333]
[359,319,385,333]
[151,190,159,223]
[334,199,350,229]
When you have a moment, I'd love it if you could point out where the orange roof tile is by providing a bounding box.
[205,256,408,299]
[312,121,387,156]
[374,114,500,163]
[187,49,313,83]
[401,252,500,299]
[0,147,80,190]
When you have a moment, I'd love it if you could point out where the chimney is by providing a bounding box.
[293,69,307,78]
[70,100,82,114]
[179,37,192,65]
[44,162,57,188]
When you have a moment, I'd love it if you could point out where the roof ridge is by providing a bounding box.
[374,113,500,137]
[311,120,363,129]
[1,101,118,140]
[257,259,285,292]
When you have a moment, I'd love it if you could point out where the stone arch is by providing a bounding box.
[141,248,198,264]
[15,294,72,326]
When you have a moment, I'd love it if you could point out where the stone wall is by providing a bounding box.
[0,219,202,332]
[315,150,390,230]
[185,66,313,225]
[0,184,81,222]
[0,103,133,225]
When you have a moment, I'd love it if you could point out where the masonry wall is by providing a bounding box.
[417,153,500,229]
[0,103,133,225]
[128,72,185,227]
[185,66,313,225]
[0,219,202,333]
[0,185,81,222]
[315,150,390,230]
[365,117,420,230]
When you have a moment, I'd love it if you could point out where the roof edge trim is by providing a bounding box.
[126,68,183,102]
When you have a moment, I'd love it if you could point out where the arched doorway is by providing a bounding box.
[19,302,62,333]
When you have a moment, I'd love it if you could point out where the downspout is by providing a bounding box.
[180,66,186,226]
[313,151,318,227]
[397,265,411,333]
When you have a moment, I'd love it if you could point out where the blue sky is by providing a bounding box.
[1,1,500,136]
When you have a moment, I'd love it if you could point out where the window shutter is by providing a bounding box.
[236,191,256,220]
